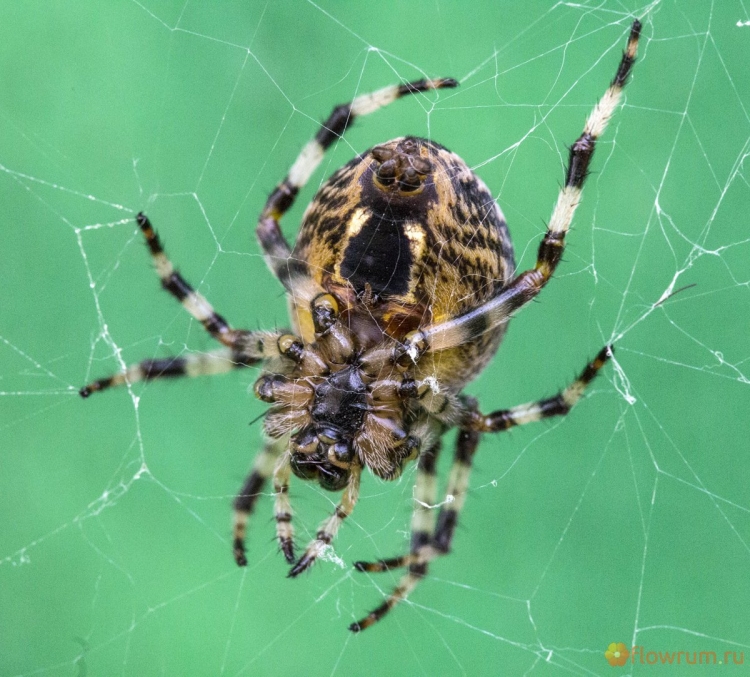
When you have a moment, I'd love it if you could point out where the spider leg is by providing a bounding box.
[272,451,297,563]
[400,21,641,360]
[350,346,612,631]
[350,430,478,632]
[232,436,287,566]
[80,348,248,397]
[80,212,297,397]
[79,332,288,397]
[469,345,613,432]
[353,440,442,574]
[288,464,361,577]
[257,77,458,296]
[135,212,245,347]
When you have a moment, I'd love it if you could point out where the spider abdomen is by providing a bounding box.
[293,135,516,389]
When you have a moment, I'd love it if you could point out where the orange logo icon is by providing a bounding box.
[605,643,630,667]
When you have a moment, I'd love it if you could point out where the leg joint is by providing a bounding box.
[566,132,596,188]
[316,104,353,149]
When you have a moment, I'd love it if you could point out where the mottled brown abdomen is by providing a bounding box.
[292,136,515,389]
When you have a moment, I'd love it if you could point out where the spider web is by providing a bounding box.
[2,1,749,675]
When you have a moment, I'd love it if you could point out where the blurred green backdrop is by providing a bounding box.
[2,1,749,675]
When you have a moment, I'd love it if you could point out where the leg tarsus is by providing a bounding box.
[350,564,428,633]
[353,554,415,573]
[233,538,248,567]
[287,550,315,577]
[280,539,296,565]
[288,467,361,576]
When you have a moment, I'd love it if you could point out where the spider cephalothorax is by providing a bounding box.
[80,19,640,634]
[253,293,423,488]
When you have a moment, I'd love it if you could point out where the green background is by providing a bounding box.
[2,1,748,675]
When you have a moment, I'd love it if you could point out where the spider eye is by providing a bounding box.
[330,440,354,464]
[291,426,319,455]
[317,427,339,444]
[289,452,321,482]
[317,463,349,492]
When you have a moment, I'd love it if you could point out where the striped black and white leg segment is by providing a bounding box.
[233,436,287,566]
[272,452,296,564]
[288,464,362,577]
[472,345,614,432]
[79,331,289,397]
[136,212,242,347]
[80,349,249,398]
[349,345,612,630]
[350,431,479,632]
[401,21,641,359]
[257,77,458,295]
[79,212,295,398]
[353,441,442,574]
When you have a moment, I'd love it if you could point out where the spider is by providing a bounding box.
[81,20,640,632]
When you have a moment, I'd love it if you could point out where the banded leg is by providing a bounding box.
[349,347,612,630]
[350,430,479,632]
[470,345,614,432]
[136,212,246,348]
[288,465,362,577]
[233,437,287,566]
[401,21,641,360]
[257,77,458,293]
[353,440,442,573]
[273,452,296,563]
[79,331,288,397]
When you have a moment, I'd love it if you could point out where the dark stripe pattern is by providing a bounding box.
[432,428,478,553]
[315,104,354,150]
[275,482,295,564]
[612,20,642,88]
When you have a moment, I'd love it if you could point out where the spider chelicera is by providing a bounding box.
[81,20,640,632]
